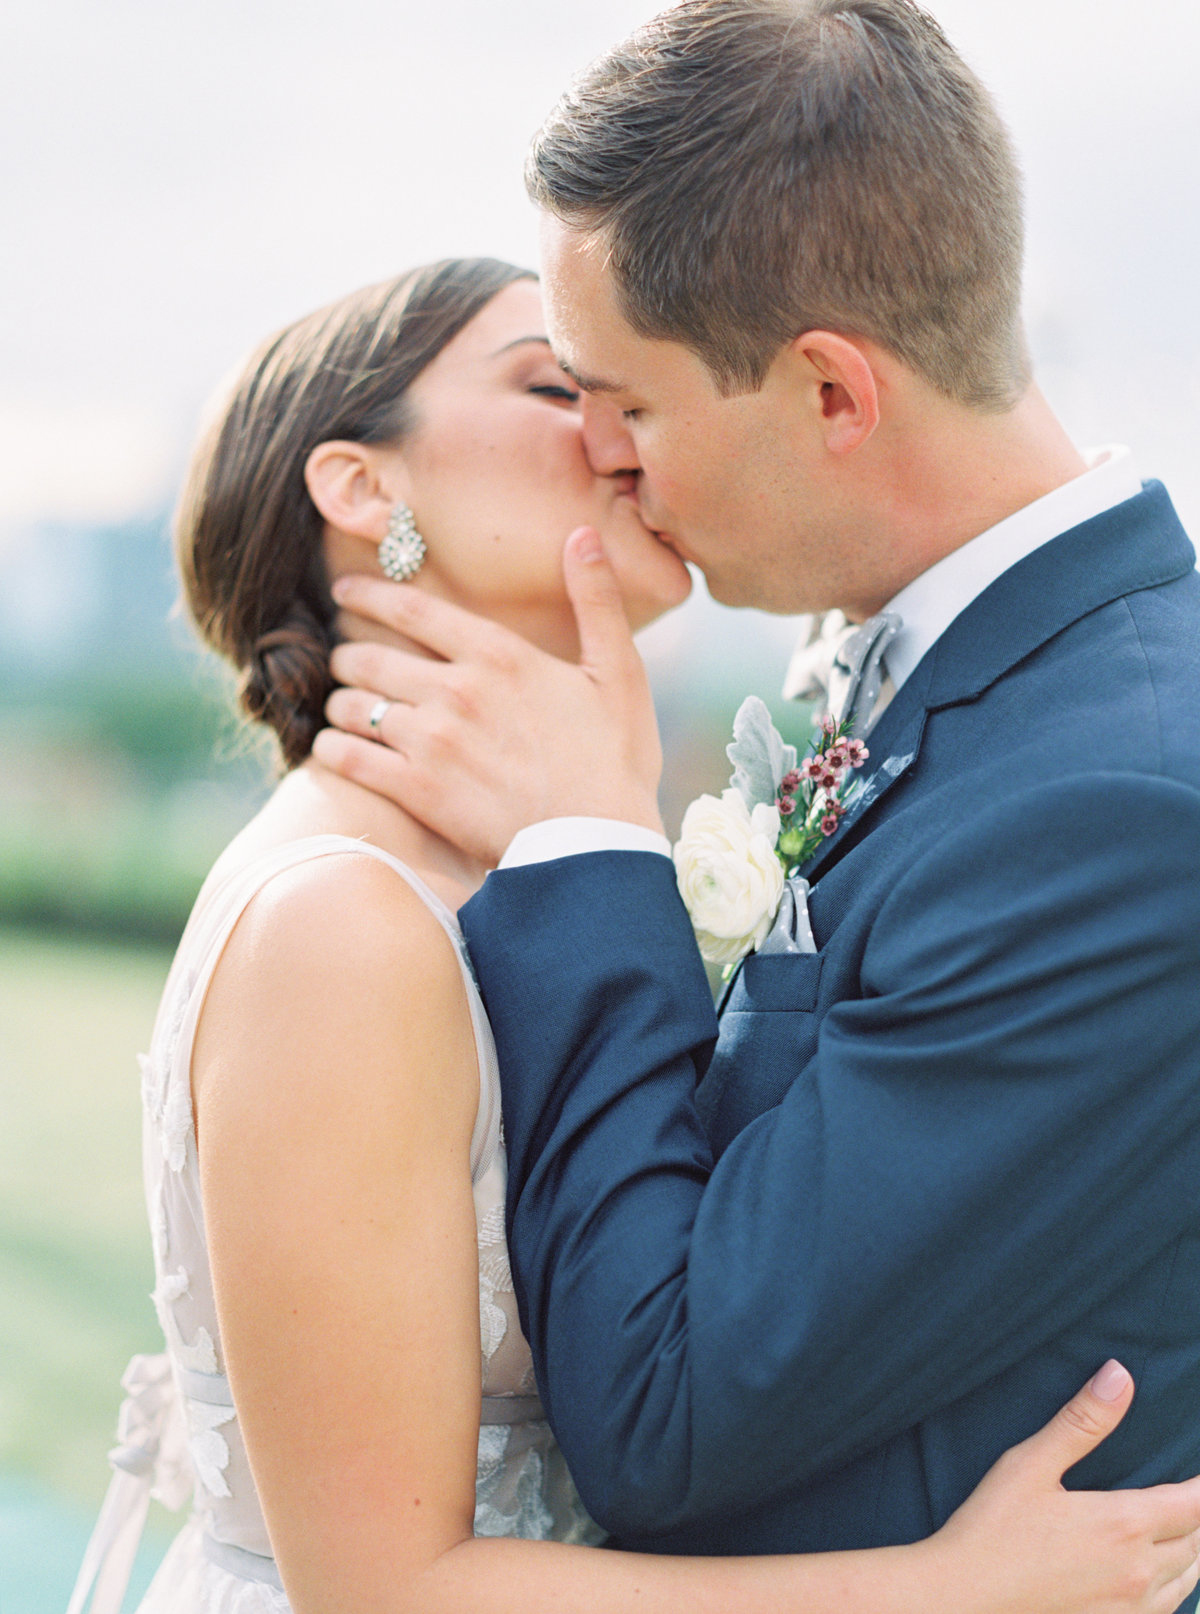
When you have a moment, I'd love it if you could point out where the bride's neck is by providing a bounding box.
[238,757,488,913]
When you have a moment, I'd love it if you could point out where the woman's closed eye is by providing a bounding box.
[529,383,581,404]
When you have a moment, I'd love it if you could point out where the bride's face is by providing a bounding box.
[387,280,692,645]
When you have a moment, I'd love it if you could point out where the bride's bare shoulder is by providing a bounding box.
[192,847,478,1137]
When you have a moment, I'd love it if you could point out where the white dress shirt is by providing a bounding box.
[882,444,1142,692]
[500,446,1143,870]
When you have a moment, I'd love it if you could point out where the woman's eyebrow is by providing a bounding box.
[492,336,624,396]
[491,336,555,356]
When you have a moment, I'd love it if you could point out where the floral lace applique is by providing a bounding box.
[155,1268,189,1311]
[473,1425,553,1540]
[478,1252,511,1361]
[149,1180,170,1270]
[153,1268,219,1375]
[476,1204,512,1362]
[147,971,197,1174]
[161,1065,195,1175]
[176,1328,219,1376]
[185,1399,236,1499]
[138,1052,164,1119]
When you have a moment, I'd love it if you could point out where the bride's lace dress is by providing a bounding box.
[69,836,599,1614]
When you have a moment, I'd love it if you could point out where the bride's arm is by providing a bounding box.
[195,853,1200,1614]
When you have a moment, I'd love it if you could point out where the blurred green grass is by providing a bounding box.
[0,927,170,1502]
[0,799,221,946]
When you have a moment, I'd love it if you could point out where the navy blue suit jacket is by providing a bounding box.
[460,483,1200,1559]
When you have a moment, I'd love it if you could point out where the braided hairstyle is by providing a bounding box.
[175,258,535,768]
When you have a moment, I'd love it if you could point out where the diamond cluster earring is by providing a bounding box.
[377,503,427,581]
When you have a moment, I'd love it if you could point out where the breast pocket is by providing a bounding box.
[701,952,826,1148]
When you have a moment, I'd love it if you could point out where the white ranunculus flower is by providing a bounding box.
[673,788,785,968]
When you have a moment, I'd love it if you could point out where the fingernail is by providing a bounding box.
[331,577,351,602]
[1091,1359,1131,1401]
[573,529,603,563]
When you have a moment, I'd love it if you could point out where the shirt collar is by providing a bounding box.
[882,445,1143,692]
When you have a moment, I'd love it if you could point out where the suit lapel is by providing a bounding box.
[799,670,930,883]
[798,481,1194,886]
[921,481,1191,711]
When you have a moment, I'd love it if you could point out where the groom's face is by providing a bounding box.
[540,217,853,615]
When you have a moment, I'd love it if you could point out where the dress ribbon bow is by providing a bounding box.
[65,1353,192,1614]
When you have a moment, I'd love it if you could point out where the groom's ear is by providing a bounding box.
[788,331,881,456]
[304,440,407,541]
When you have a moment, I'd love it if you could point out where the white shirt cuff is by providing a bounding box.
[499,817,673,869]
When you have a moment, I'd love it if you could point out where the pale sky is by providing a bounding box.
[2,0,1197,552]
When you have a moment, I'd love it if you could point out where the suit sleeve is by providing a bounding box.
[459,777,1200,1539]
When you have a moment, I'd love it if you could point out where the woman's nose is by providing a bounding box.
[581,394,640,477]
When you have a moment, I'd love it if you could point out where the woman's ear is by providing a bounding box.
[304,441,405,539]
[790,331,881,455]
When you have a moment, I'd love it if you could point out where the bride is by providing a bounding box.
[70,258,1200,1614]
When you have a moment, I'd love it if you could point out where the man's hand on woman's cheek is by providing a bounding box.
[313,529,667,865]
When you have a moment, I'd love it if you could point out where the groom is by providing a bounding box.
[318,0,1200,1561]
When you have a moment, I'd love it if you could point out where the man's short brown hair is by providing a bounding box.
[527,0,1029,409]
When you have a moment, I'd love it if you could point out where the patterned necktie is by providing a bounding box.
[783,610,903,735]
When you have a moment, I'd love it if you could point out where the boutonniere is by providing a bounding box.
[673,697,868,971]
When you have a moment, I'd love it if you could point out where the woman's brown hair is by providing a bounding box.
[176,257,534,768]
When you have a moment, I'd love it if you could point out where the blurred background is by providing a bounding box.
[1,0,1197,1606]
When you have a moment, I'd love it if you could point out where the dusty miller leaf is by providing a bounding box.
[726,696,797,810]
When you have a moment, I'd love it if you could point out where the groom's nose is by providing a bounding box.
[581,394,641,478]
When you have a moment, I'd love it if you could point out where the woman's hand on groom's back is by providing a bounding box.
[931,1360,1200,1614]
[315,529,665,864]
